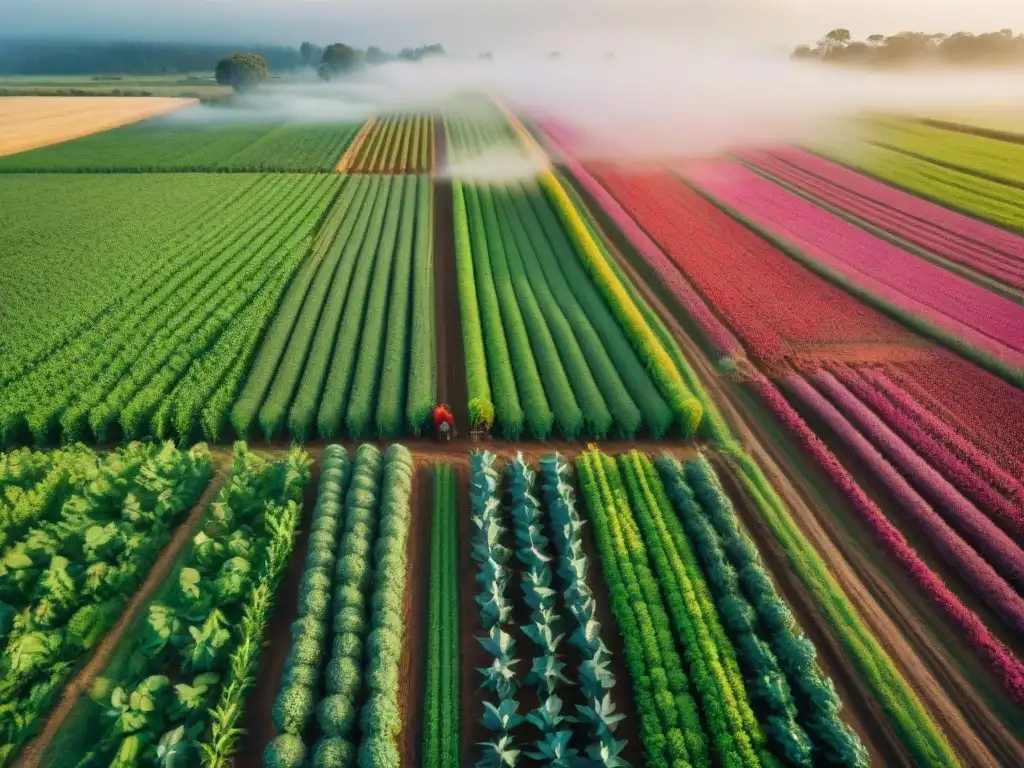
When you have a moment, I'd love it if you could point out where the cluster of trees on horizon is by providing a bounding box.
[0,38,445,77]
[298,40,445,81]
[793,28,1024,67]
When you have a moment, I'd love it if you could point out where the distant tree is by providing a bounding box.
[867,34,885,47]
[548,51,561,59]
[365,46,388,65]
[299,41,322,67]
[820,28,851,56]
[479,51,494,60]
[791,44,816,59]
[214,52,269,92]
[319,43,361,80]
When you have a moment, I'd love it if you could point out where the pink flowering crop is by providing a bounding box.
[863,368,1024,501]
[538,127,745,361]
[781,373,1024,637]
[835,366,1024,543]
[748,372,1024,703]
[683,159,1024,367]
[740,149,1024,291]
[812,369,1024,591]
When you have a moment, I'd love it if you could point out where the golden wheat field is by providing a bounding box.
[0,96,196,156]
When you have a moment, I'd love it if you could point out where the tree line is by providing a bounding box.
[792,28,1024,66]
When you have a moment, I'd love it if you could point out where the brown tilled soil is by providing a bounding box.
[15,467,228,768]
[583,178,1024,766]
[398,464,433,766]
[236,460,323,766]
[432,138,470,434]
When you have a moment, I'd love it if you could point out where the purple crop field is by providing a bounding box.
[742,148,1024,290]
[682,159,1024,367]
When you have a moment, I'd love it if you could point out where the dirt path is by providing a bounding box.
[573,179,1022,766]
[15,470,227,768]
[432,118,470,434]
[398,464,433,765]
[235,461,322,766]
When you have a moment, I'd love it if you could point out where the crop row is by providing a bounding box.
[589,161,914,369]
[751,372,1024,705]
[0,119,362,173]
[816,137,1024,233]
[682,159,1024,377]
[0,173,342,447]
[866,117,1024,191]
[265,443,412,767]
[421,464,459,768]
[657,453,868,767]
[0,442,212,766]
[444,105,538,167]
[41,442,309,768]
[453,178,683,438]
[469,450,627,766]
[346,114,434,173]
[741,148,1024,291]
[232,174,435,441]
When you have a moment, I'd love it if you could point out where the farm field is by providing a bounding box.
[1,91,1023,768]
[0,116,361,172]
[0,96,195,156]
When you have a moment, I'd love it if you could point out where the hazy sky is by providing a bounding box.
[4,0,1024,52]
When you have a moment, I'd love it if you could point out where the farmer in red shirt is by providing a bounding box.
[432,403,455,441]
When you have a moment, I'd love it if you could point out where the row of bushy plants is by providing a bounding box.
[619,451,765,767]
[264,445,351,767]
[658,453,868,767]
[469,451,521,766]
[53,443,308,768]
[576,448,704,768]
[312,444,384,766]
[421,464,459,767]
[538,453,628,765]
[405,177,437,434]
[356,445,414,765]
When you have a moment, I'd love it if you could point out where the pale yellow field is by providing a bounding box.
[0,96,196,157]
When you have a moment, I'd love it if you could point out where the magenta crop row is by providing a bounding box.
[811,369,1024,593]
[682,159,1024,367]
[742,149,1024,291]
[834,366,1024,544]
[748,372,1024,703]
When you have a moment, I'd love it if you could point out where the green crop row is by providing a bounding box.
[577,448,705,768]
[230,175,436,442]
[815,140,1024,233]
[0,173,341,447]
[0,121,361,173]
[45,442,309,768]
[264,445,351,767]
[356,445,414,766]
[659,453,868,767]
[422,464,460,768]
[620,450,765,768]
[0,442,213,767]
[351,114,433,173]
[452,178,675,438]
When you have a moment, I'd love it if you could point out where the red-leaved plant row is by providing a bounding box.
[747,372,1024,703]
[739,149,1024,291]
[862,368,1024,505]
[810,369,1024,594]
[831,365,1024,544]
[682,159,1024,367]
[537,125,746,362]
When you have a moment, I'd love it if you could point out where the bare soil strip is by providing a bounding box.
[236,461,322,766]
[15,469,227,768]
[398,464,433,765]
[432,120,470,434]
[0,96,195,157]
[334,117,375,172]
[590,181,1023,766]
